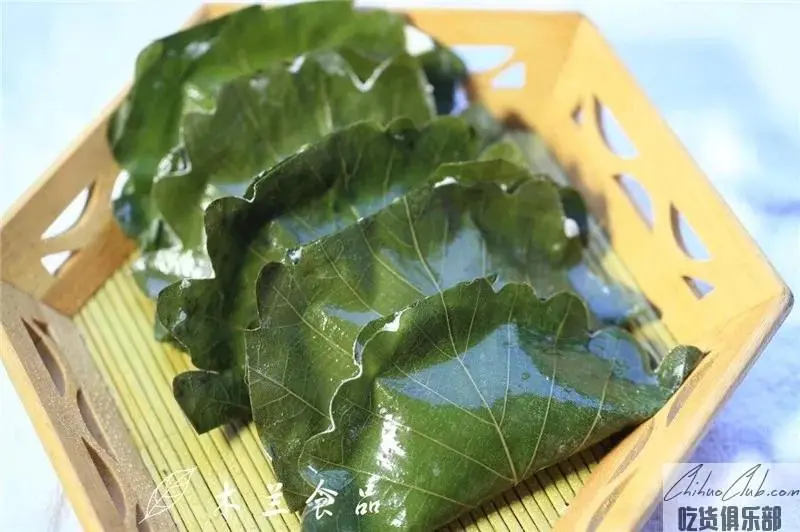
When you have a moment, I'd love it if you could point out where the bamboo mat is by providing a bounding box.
[73,220,671,531]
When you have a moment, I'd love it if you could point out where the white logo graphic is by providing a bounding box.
[355,484,381,516]
[262,482,289,518]
[214,480,241,519]
[306,479,339,520]
[139,467,196,523]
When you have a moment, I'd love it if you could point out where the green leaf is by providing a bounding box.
[157,118,479,432]
[110,2,467,251]
[480,137,529,168]
[460,104,506,149]
[131,247,214,300]
[475,117,654,327]
[418,43,468,115]
[462,103,574,187]
[133,51,435,299]
[110,1,410,248]
[110,2,404,179]
[297,278,702,530]
[245,169,583,509]
[173,370,252,434]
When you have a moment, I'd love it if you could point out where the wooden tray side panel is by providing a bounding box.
[0,99,135,316]
[0,283,176,532]
[537,19,786,343]
[540,19,794,532]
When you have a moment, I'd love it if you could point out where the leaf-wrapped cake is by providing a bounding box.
[105,2,703,530]
[299,279,699,529]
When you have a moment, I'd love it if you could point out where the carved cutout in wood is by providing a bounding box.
[572,102,585,126]
[683,276,714,299]
[613,173,654,229]
[41,186,92,240]
[670,204,711,261]
[82,436,126,518]
[594,97,637,159]
[22,318,67,396]
[77,388,114,458]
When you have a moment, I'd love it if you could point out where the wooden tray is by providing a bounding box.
[0,5,792,532]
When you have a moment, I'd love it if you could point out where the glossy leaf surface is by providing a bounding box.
[157,118,479,432]
[245,170,583,508]
[298,278,702,530]
[133,51,434,299]
[110,2,469,255]
[469,104,653,327]
[110,2,411,241]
